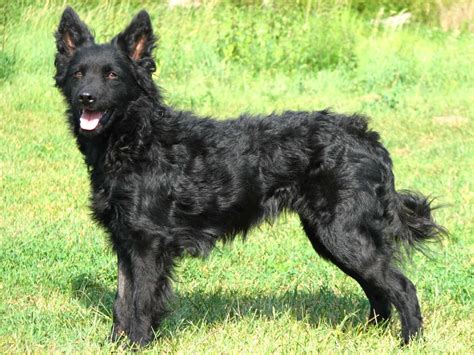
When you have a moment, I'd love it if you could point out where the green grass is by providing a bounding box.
[1,1,473,353]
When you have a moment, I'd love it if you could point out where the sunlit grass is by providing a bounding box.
[0,1,473,352]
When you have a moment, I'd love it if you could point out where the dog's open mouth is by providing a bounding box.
[80,110,112,131]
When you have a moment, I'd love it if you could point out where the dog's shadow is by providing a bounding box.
[71,273,369,338]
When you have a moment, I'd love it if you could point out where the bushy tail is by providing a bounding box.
[394,190,447,254]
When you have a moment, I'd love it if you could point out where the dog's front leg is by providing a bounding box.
[127,248,174,347]
[111,251,133,342]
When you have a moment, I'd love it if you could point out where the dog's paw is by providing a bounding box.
[127,327,154,348]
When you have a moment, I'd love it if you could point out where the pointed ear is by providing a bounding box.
[113,10,156,72]
[55,7,94,57]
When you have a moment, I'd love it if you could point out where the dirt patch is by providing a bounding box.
[433,115,469,127]
[393,147,411,156]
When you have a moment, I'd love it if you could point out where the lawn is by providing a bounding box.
[0,1,473,353]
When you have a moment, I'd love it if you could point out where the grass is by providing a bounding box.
[1,1,473,353]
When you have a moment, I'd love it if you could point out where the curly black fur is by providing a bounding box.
[54,7,446,347]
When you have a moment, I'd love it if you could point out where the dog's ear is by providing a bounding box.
[55,7,94,57]
[113,10,156,72]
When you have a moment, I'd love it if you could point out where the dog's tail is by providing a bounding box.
[393,190,447,255]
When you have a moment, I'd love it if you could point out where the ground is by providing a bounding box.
[0,2,473,352]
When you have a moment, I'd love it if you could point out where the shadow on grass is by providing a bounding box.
[165,286,369,335]
[71,273,370,339]
[71,274,115,319]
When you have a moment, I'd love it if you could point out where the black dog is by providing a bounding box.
[54,7,446,347]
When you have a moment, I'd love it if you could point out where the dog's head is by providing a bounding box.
[54,7,158,137]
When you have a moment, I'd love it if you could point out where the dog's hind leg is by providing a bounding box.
[300,217,392,323]
[299,206,422,344]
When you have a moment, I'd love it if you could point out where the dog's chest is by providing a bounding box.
[90,175,132,229]
[90,171,169,231]
[90,181,115,228]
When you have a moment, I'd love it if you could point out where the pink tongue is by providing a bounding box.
[80,111,102,130]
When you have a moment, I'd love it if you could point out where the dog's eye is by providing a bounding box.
[106,72,118,80]
[73,71,83,79]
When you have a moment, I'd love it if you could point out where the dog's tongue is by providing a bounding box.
[80,111,102,130]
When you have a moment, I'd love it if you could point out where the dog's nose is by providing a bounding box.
[78,92,96,105]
